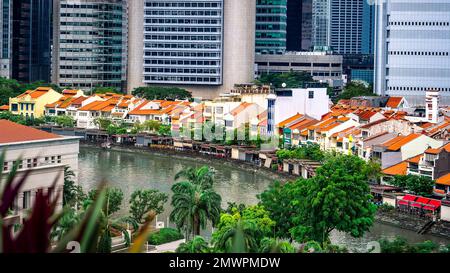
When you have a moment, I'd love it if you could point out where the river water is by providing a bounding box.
[78,146,450,252]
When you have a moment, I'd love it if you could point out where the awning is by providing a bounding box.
[398,195,442,211]
[398,194,417,206]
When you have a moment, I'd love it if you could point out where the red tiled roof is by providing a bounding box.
[425,142,450,154]
[407,155,422,164]
[277,113,304,128]
[230,102,252,116]
[382,161,408,176]
[436,173,450,186]
[384,134,421,151]
[386,97,404,108]
[0,120,61,144]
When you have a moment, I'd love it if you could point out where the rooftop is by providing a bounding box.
[0,120,61,144]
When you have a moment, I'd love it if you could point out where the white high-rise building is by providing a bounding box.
[128,0,256,98]
[374,0,450,106]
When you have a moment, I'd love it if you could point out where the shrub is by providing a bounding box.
[148,228,184,245]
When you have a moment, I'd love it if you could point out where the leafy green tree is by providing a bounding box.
[94,118,112,130]
[129,189,168,224]
[378,237,439,253]
[92,86,118,94]
[51,208,80,241]
[258,238,296,253]
[87,187,124,216]
[158,124,172,136]
[212,205,275,253]
[388,175,434,196]
[176,236,211,253]
[258,181,299,240]
[290,155,377,246]
[63,167,85,209]
[170,166,222,239]
[132,86,192,100]
[18,81,62,93]
[255,71,315,88]
[0,77,20,105]
[276,143,325,162]
[53,115,75,128]
[338,82,375,101]
[143,120,161,132]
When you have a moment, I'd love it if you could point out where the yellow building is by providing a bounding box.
[9,87,63,118]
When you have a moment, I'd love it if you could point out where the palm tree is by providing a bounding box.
[176,236,210,253]
[170,166,221,240]
[213,219,260,253]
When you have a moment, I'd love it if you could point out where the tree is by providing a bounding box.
[176,236,211,253]
[378,237,439,253]
[51,208,80,241]
[63,167,85,209]
[132,86,192,100]
[255,70,315,88]
[129,189,168,224]
[53,115,75,128]
[337,82,375,101]
[87,187,124,216]
[158,124,172,136]
[92,86,118,94]
[94,118,112,130]
[258,181,299,240]
[0,77,20,105]
[17,81,62,93]
[170,166,222,240]
[259,238,296,253]
[290,155,377,246]
[388,175,434,197]
[143,120,161,132]
[212,205,275,253]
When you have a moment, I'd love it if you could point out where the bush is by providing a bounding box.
[377,203,395,213]
[148,228,184,245]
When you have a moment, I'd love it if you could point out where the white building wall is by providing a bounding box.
[375,0,450,105]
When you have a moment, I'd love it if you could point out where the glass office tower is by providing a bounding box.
[52,0,127,91]
[256,0,287,54]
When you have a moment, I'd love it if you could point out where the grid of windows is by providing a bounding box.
[56,0,127,91]
[330,0,363,54]
[256,0,287,54]
[143,0,223,85]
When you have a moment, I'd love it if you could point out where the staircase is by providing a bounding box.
[111,236,129,253]
[418,220,436,235]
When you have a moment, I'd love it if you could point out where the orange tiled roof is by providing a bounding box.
[425,142,450,154]
[17,87,53,99]
[436,173,450,186]
[407,155,422,164]
[385,134,421,151]
[331,126,355,138]
[386,97,404,108]
[230,102,252,116]
[277,113,304,128]
[0,105,9,111]
[382,161,408,176]
[289,118,318,131]
[0,120,61,144]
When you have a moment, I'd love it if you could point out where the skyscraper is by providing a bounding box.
[0,0,12,78]
[52,0,128,91]
[362,0,375,55]
[329,0,363,54]
[134,0,255,98]
[286,0,312,52]
[5,0,53,83]
[256,0,287,54]
[312,0,330,48]
[374,0,450,105]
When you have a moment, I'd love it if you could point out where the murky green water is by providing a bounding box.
[78,146,450,251]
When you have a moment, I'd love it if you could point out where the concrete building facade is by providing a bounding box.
[0,120,80,221]
[374,0,450,105]
[255,51,343,88]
